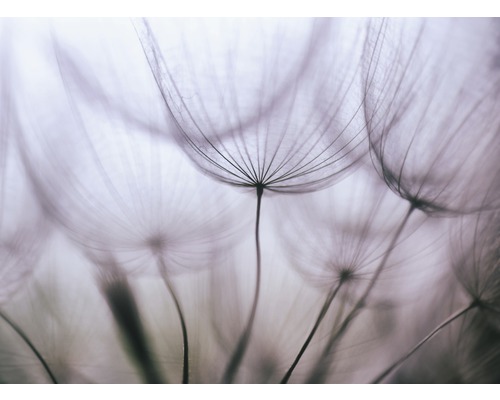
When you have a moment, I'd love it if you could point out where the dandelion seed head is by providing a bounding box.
[16,60,243,277]
[338,266,356,284]
[139,18,368,194]
[364,18,500,215]
[277,170,410,297]
[145,234,168,255]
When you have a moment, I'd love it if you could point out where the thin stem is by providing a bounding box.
[0,309,58,384]
[312,288,350,382]
[371,301,479,383]
[306,205,415,383]
[331,287,349,334]
[221,185,264,383]
[158,257,189,384]
[281,280,343,383]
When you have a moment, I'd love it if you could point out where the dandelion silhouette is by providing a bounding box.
[139,19,368,194]
[138,18,368,382]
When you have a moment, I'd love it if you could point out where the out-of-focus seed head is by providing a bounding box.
[363,18,500,216]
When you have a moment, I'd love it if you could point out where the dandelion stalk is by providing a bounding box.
[281,279,344,383]
[221,185,264,383]
[306,204,415,383]
[0,309,58,384]
[157,256,189,384]
[371,300,479,383]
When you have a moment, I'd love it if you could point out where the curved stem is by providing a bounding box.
[221,186,264,383]
[158,257,189,384]
[371,301,478,383]
[306,205,415,383]
[0,309,58,384]
[281,280,343,383]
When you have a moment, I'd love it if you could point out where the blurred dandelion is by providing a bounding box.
[277,170,413,382]
[370,207,500,383]
[363,18,500,216]
[49,19,169,137]
[452,210,500,323]
[0,25,54,383]
[13,33,243,382]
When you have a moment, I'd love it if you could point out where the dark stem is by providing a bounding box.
[315,288,350,380]
[371,301,479,383]
[158,257,189,384]
[306,205,415,383]
[281,280,344,383]
[221,185,264,383]
[101,274,164,383]
[330,288,349,333]
[0,309,58,383]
